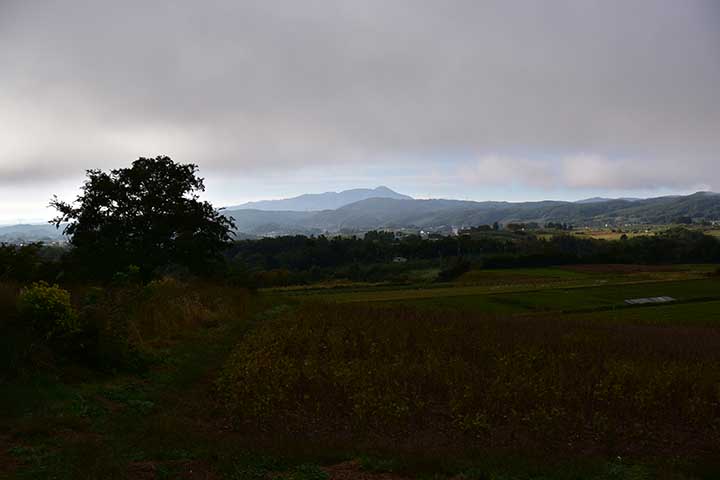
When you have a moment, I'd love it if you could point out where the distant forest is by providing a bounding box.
[4,227,719,288]
[224,227,720,286]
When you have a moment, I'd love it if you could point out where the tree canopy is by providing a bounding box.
[51,156,235,278]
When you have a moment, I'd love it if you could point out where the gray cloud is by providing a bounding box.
[1,0,719,199]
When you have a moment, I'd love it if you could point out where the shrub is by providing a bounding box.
[17,281,79,341]
[287,464,329,480]
[111,264,142,285]
[436,258,471,282]
[73,286,150,373]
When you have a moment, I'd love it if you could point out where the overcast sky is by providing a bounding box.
[1,0,719,222]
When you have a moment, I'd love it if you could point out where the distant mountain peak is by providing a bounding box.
[226,186,412,212]
[576,196,642,204]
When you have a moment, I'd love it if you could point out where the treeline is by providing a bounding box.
[225,227,720,286]
[224,231,512,286]
[0,243,65,282]
[227,227,720,269]
[3,227,719,288]
[480,228,720,268]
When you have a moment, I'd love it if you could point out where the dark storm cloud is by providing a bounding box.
[1,0,719,190]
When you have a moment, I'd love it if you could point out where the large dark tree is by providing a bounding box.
[51,156,235,278]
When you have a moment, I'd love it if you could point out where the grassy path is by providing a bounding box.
[1,303,290,479]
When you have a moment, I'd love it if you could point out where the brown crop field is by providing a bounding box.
[218,301,720,463]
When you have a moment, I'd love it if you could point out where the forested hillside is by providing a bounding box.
[224,192,720,235]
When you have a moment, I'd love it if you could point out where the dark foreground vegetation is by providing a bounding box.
[1,278,251,381]
[219,302,720,458]
[3,157,720,479]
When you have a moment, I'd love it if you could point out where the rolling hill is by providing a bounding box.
[3,192,719,242]
[226,186,412,211]
[224,192,720,235]
[0,223,67,243]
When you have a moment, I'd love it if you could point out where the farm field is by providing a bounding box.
[220,264,720,473]
[3,264,720,479]
[569,298,720,326]
[563,226,720,241]
[379,281,720,315]
[571,230,652,240]
[276,264,718,313]
[217,266,720,478]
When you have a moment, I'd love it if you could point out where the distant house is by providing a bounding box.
[393,256,408,263]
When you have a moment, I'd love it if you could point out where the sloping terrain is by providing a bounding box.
[226,186,412,211]
[223,192,720,235]
[0,223,67,243]
[4,192,720,240]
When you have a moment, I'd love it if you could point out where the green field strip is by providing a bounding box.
[298,277,719,308]
[566,298,720,326]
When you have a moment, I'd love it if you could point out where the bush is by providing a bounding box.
[73,286,150,373]
[436,258,471,282]
[6,278,251,376]
[17,281,79,341]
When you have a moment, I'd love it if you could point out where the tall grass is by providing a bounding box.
[218,302,720,458]
[120,278,252,347]
[1,279,252,378]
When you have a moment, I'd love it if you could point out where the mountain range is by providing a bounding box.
[575,197,642,204]
[225,186,411,211]
[222,190,720,236]
[2,189,720,242]
[0,223,67,243]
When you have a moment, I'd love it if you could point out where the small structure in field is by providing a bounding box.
[392,256,408,263]
[624,296,676,305]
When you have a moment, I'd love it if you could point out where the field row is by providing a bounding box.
[280,270,717,317]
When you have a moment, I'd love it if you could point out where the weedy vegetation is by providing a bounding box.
[217,301,720,458]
